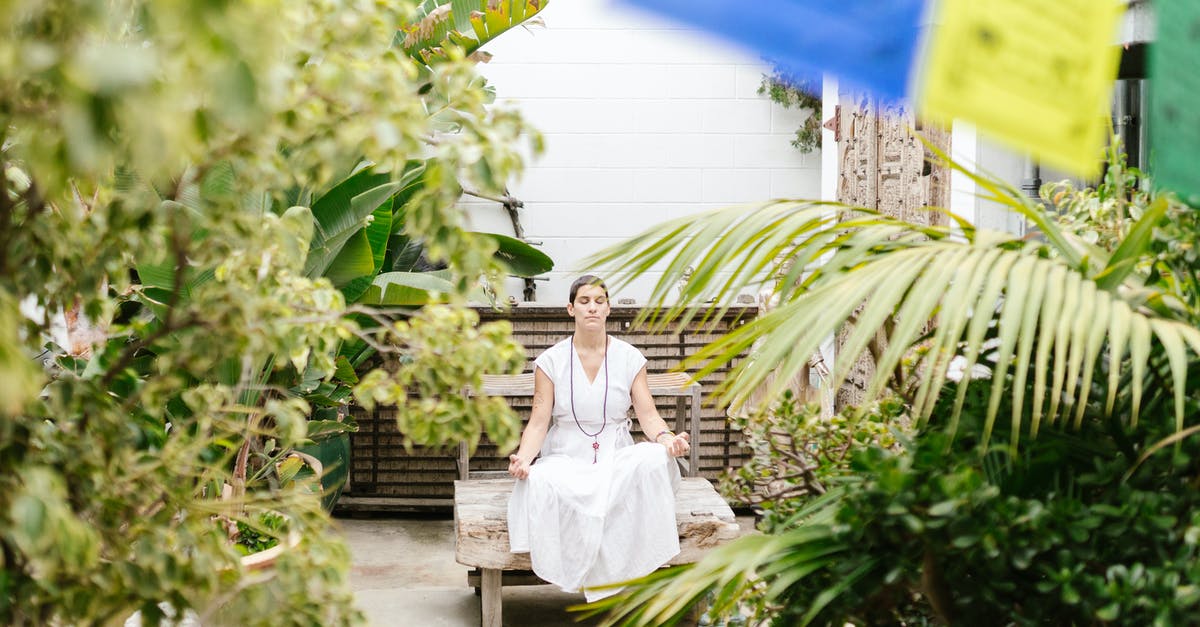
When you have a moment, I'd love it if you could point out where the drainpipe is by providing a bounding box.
[1114,80,1130,159]
[1137,79,1149,175]
[1021,157,1041,201]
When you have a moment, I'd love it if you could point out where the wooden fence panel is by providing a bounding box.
[343,305,756,508]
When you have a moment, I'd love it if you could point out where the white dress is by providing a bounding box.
[507,337,682,602]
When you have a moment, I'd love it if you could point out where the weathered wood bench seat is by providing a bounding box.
[454,477,742,627]
[453,371,741,626]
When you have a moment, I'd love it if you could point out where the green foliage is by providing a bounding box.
[1045,167,1147,255]
[758,67,822,154]
[723,392,908,531]
[587,145,1199,453]
[487,231,555,277]
[589,143,1200,625]
[398,0,550,65]
[306,158,554,307]
[779,396,1200,626]
[234,511,288,556]
[1049,147,1200,317]
[0,289,41,415]
[0,0,543,624]
[596,399,1200,626]
[354,305,527,452]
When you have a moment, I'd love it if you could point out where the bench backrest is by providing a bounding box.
[460,372,702,479]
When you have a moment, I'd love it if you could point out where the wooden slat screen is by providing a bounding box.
[344,304,756,506]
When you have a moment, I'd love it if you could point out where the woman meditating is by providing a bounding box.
[507,275,692,601]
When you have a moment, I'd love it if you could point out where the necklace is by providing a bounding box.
[569,335,608,463]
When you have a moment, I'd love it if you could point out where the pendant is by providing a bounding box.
[592,439,599,464]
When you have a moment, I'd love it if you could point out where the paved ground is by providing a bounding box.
[337,513,757,627]
[337,514,605,627]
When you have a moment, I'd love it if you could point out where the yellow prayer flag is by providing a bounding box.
[918,0,1125,176]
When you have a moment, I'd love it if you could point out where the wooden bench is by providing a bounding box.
[454,372,739,626]
[454,477,741,627]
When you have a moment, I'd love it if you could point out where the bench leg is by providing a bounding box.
[481,568,502,627]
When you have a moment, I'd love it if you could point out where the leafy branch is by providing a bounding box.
[758,66,822,154]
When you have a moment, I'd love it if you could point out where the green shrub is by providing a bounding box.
[804,400,1200,626]
[723,391,909,531]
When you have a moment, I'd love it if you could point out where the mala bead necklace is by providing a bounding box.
[569,335,608,463]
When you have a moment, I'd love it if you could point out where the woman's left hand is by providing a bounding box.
[665,432,690,458]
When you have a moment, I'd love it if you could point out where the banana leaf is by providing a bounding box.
[333,198,394,301]
[396,0,550,65]
[358,271,455,306]
[304,166,396,278]
[482,232,553,277]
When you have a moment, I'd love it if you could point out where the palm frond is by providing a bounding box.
[577,526,852,627]
[920,136,1088,271]
[588,200,942,334]
[586,199,1200,448]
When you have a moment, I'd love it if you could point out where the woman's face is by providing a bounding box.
[568,284,610,330]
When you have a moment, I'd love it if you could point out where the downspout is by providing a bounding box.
[467,186,542,302]
[498,192,537,302]
[1114,80,1130,158]
[1020,157,1041,202]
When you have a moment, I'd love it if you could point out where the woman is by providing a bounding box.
[507,275,692,602]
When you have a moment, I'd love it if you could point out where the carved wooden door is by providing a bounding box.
[833,93,951,409]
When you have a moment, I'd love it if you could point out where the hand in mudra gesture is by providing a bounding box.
[662,432,690,458]
[508,454,531,480]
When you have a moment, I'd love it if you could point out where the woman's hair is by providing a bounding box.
[569,275,608,303]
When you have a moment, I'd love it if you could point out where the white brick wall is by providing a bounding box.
[463,0,822,305]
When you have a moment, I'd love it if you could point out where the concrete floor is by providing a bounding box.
[337,514,606,627]
[338,513,758,627]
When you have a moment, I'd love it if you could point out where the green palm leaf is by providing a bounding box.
[586,198,1200,448]
[578,524,852,626]
[922,137,1086,271]
[324,231,375,289]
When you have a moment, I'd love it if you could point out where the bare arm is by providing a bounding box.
[508,367,554,479]
[630,366,690,458]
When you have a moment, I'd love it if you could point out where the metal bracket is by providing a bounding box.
[823,105,841,142]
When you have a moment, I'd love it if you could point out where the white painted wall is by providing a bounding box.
[950,122,1028,235]
[463,0,822,304]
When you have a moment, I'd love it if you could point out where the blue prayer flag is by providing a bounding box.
[617,0,925,101]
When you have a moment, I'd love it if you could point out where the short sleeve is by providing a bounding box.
[624,340,647,382]
[533,344,559,381]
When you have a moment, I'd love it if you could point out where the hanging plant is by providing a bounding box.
[758,66,822,154]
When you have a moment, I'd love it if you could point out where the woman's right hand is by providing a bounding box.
[508,454,531,480]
